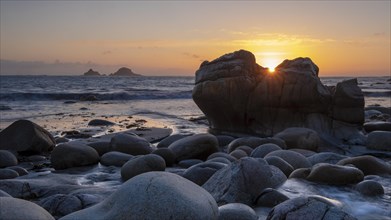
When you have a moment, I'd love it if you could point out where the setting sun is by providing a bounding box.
[261,57,281,73]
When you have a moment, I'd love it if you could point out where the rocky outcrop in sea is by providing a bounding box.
[192,50,365,146]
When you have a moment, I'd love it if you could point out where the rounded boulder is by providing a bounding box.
[110,133,153,155]
[250,143,282,158]
[51,142,100,170]
[168,133,218,161]
[60,172,218,220]
[100,151,133,167]
[0,120,55,154]
[265,150,311,170]
[306,163,364,185]
[366,131,391,151]
[274,127,320,151]
[121,154,166,181]
[0,197,55,220]
[218,203,258,220]
[337,155,391,176]
[0,150,17,168]
[355,180,384,196]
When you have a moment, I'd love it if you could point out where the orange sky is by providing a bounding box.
[0,1,390,76]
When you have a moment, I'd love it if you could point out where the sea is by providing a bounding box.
[0,75,390,132]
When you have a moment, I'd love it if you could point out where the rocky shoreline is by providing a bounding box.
[0,113,389,220]
[0,50,390,220]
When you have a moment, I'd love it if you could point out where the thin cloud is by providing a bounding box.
[102,50,112,55]
[183,52,201,59]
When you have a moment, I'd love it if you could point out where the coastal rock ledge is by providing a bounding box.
[192,50,364,142]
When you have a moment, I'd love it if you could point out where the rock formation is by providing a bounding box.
[110,67,140,76]
[83,69,100,76]
[192,50,365,143]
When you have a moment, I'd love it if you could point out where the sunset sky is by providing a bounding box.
[1,1,390,76]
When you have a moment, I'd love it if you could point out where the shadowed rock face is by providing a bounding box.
[192,50,364,139]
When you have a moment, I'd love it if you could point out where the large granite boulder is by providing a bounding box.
[202,157,286,206]
[60,172,218,220]
[0,120,55,154]
[192,50,364,140]
[0,197,55,220]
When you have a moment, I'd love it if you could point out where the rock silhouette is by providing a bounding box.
[192,50,364,143]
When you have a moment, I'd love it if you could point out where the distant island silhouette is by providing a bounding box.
[83,67,142,77]
[83,69,101,76]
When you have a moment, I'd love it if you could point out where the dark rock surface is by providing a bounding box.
[266,196,356,220]
[0,120,55,154]
[202,157,286,205]
[192,50,364,141]
[60,172,218,220]
[0,197,55,220]
[51,142,100,170]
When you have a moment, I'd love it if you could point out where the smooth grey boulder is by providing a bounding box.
[0,150,17,168]
[100,151,133,167]
[120,154,166,181]
[306,163,364,185]
[157,134,189,148]
[192,50,364,141]
[168,133,218,161]
[88,119,115,126]
[250,143,282,158]
[218,203,258,220]
[228,137,286,153]
[288,168,311,179]
[207,152,237,162]
[255,188,289,207]
[110,133,153,155]
[215,135,235,147]
[0,120,55,154]
[364,121,391,132]
[265,156,294,177]
[307,152,347,165]
[207,157,232,165]
[87,141,111,156]
[203,157,286,206]
[355,180,384,196]
[366,131,391,151]
[265,150,311,170]
[236,145,254,155]
[60,172,218,220]
[183,161,227,185]
[0,168,19,179]
[51,142,100,170]
[274,127,320,151]
[337,155,391,176]
[266,196,356,220]
[7,166,28,176]
[0,197,55,220]
[152,148,176,167]
[178,159,203,168]
[229,149,247,159]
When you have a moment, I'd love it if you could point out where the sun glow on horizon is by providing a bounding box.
[260,56,281,73]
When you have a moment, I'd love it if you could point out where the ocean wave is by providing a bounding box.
[0,91,192,101]
[363,91,391,97]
